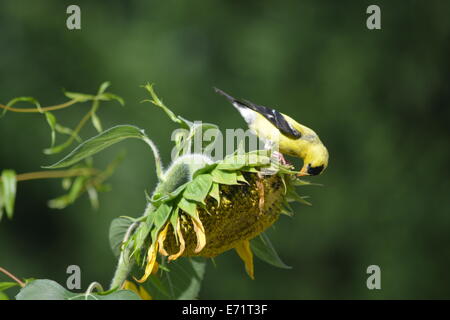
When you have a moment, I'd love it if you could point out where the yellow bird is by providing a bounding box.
[214,88,329,176]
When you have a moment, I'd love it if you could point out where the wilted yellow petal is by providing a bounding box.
[235,240,254,280]
[152,261,159,275]
[169,219,185,261]
[122,280,152,300]
[192,216,206,253]
[138,286,153,300]
[158,224,170,256]
[122,280,138,292]
[136,242,159,283]
[256,179,265,214]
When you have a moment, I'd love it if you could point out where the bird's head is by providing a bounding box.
[298,143,329,176]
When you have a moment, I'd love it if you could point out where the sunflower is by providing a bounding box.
[133,151,305,283]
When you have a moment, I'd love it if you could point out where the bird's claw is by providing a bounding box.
[272,151,289,165]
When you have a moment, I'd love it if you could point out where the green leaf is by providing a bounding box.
[0,282,19,291]
[143,258,206,300]
[178,197,198,218]
[150,181,189,206]
[169,207,180,243]
[1,170,17,220]
[16,279,140,300]
[130,204,155,259]
[0,292,8,300]
[291,178,322,187]
[152,203,172,236]
[132,222,150,261]
[63,91,96,102]
[281,199,294,217]
[286,188,312,206]
[209,183,220,205]
[298,196,312,206]
[153,203,171,229]
[98,81,111,94]
[216,154,253,171]
[241,166,259,173]
[47,176,86,209]
[183,174,213,203]
[98,93,125,106]
[16,279,73,300]
[236,171,249,184]
[146,203,172,253]
[43,139,73,155]
[44,125,146,168]
[87,186,99,209]
[54,124,82,142]
[109,217,134,257]
[236,150,272,168]
[211,169,238,185]
[246,149,271,158]
[192,163,218,178]
[44,112,57,147]
[91,112,103,133]
[251,233,291,269]
[147,275,171,298]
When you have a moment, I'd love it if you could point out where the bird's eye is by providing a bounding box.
[307,164,324,176]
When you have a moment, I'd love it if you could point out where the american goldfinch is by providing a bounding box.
[214,88,328,176]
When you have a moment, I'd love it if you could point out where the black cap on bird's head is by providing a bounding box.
[307,164,324,176]
[298,163,325,176]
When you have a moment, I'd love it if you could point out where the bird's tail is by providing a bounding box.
[214,87,237,104]
[214,87,256,125]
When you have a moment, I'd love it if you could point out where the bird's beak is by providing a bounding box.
[297,167,310,177]
[297,172,310,177]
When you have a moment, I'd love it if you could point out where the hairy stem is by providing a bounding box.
[109,221,139,290]
[143,136,164,181]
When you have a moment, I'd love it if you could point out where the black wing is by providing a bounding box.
[214,87,302,139]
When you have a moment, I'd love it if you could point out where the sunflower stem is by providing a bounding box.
[143,136,164,182]
[109,221,139,290]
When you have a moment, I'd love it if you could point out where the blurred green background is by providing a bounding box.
[1,0,449,299]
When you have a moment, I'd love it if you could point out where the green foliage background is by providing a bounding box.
[1,0,450,299]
